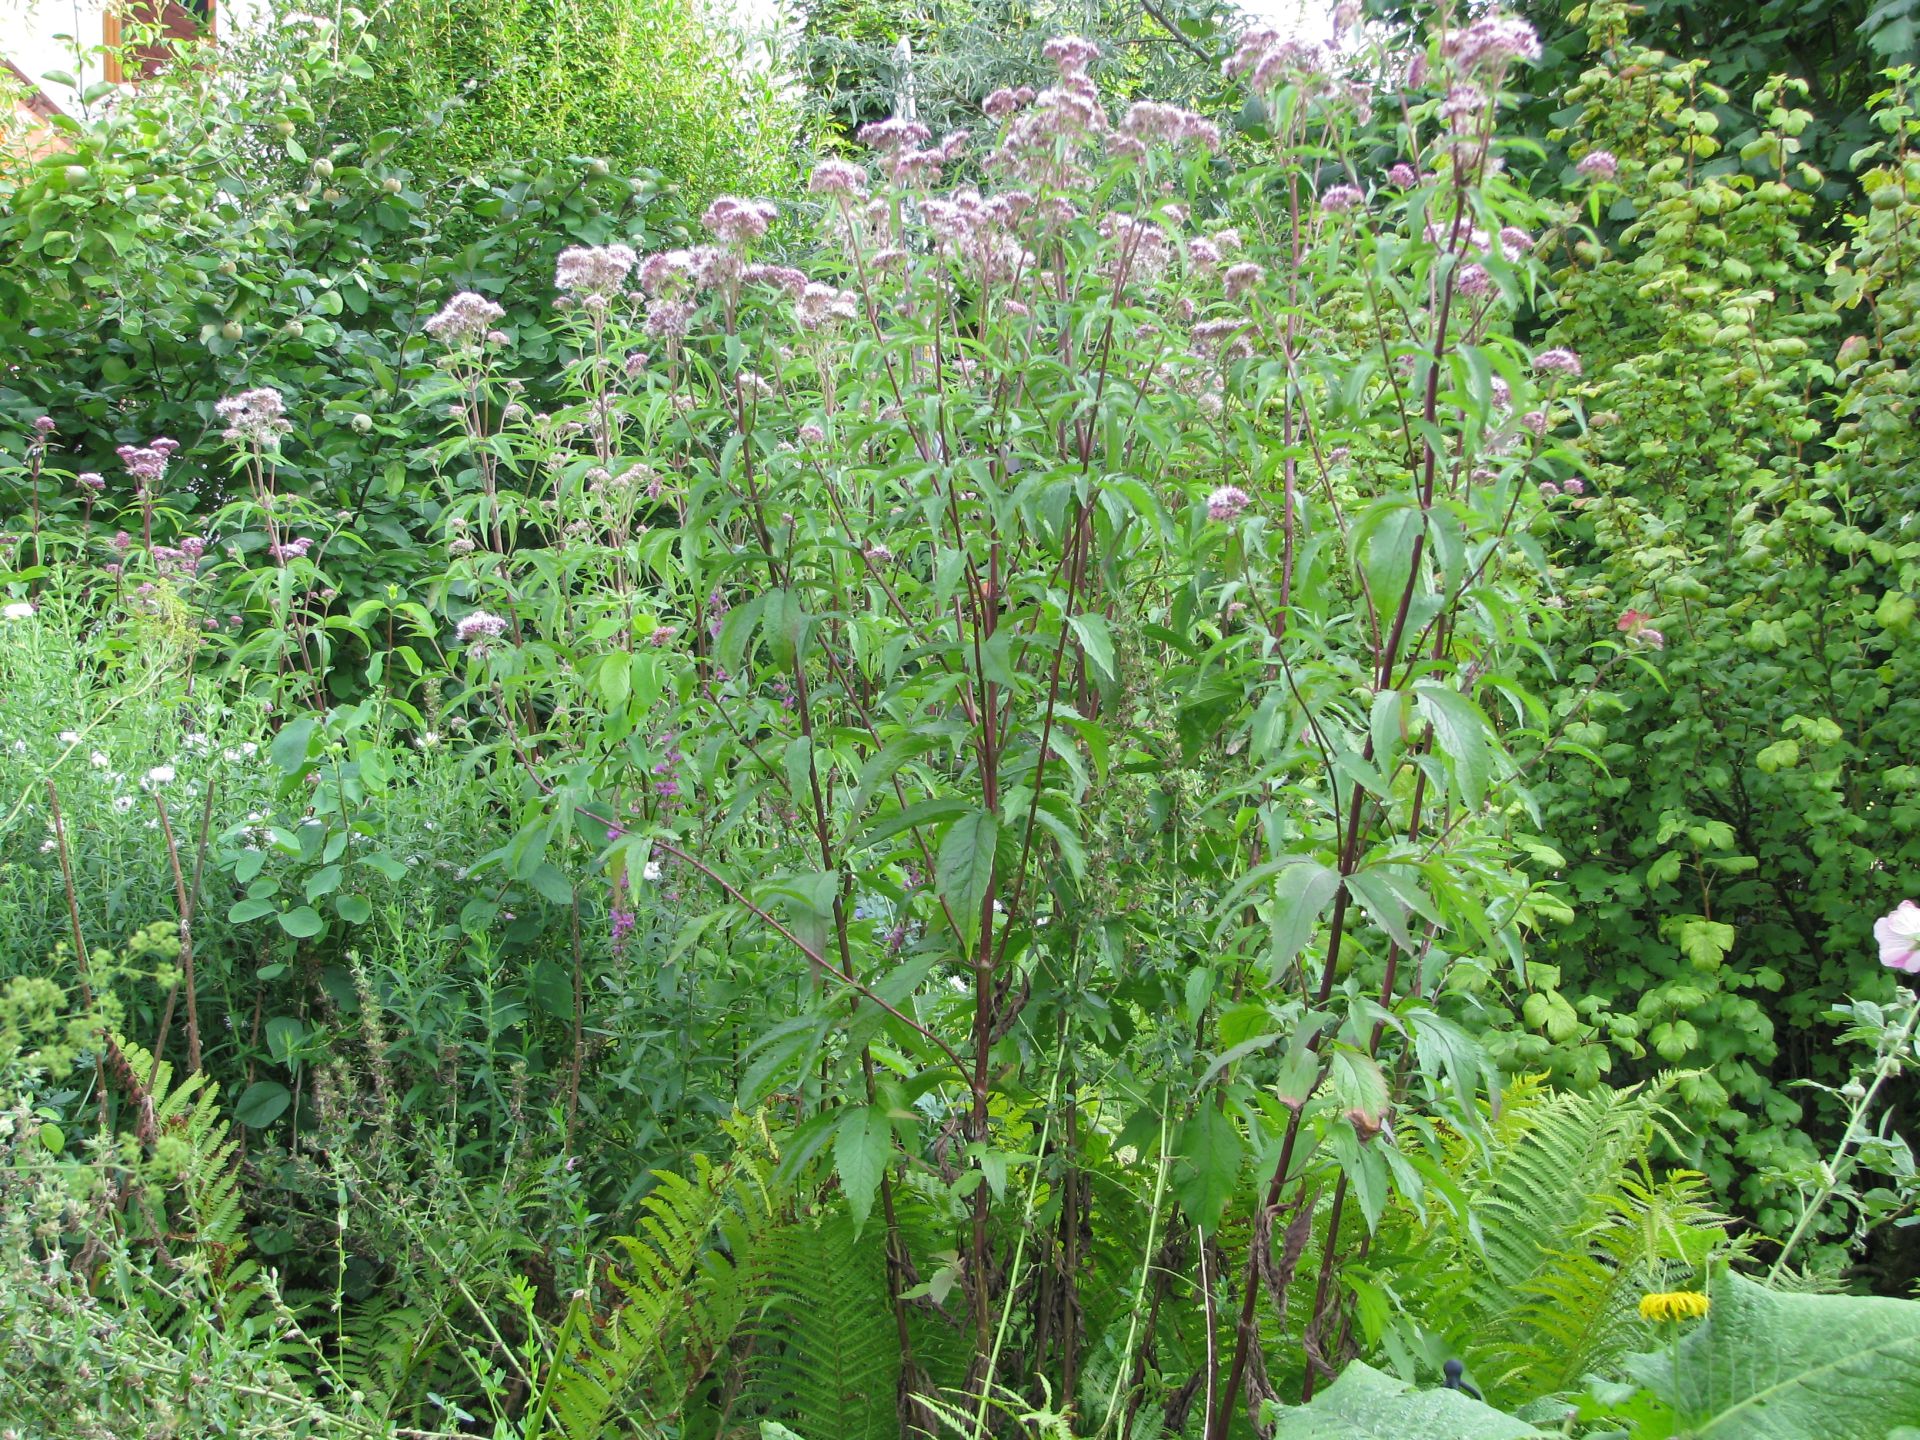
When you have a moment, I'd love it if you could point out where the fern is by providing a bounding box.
[1371,1075,1733,1408]
[735,1210,904,1440]
[538,1122,786,1440]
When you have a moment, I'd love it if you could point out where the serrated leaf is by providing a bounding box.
[1172,1105,1243,1234]
[938,810,998,944]
[834,1103,891,1233]
[1267,859,1342,978]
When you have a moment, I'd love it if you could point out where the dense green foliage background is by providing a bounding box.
[2,0,1918,1435]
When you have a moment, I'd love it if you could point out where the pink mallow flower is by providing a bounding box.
[1876,901,1920,974]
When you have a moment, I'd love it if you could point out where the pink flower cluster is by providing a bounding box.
[117,437,179,486]
[456,610,508,644]
[1119,101,1221,153]
[808,159,868,199]
[555,243,638,297]
[794,283,858,330]
[702,196,778,246]
[425,290,507,346]
[268,535,313,562]
[1208,484,1251,522]
[1441,14,1542,74]
[1320,184,1365,214]
[1222,26,1331,93]
[153,535,208,575]
[1576,149,1619,181]
[215,387,292,448]
[1533,347,1583,377]
[74,471,105,493]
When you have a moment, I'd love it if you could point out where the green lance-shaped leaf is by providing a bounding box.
[1413,682,1495,810]
[833,1103,892,1234]
[1622,1269,1920,1438]
[1267,859,1343,979]
[1264,1361,1547,1438]
[938,810,998,946]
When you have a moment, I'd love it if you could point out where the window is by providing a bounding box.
[103,0,215,84]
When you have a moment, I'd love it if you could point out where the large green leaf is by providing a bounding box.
[937,810,998,944]
[1265,1361,1546,1438]
[1623,1270,1920,1437]
[1172,1105,1243,1235]
[833,1103,891,1234]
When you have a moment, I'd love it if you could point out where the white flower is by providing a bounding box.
[58,730,80,745]
[1,601,34,621]
[40,838,56,853]
[642,860,663,882]
[113,795,135,813]
[90,751,109,767]
[143,765,176,787]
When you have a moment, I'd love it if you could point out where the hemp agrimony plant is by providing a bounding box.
[442,10,1580,1430]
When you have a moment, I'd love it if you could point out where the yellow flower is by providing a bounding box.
[1639,1290,1711,1323]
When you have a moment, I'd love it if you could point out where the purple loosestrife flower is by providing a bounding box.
[1207,485,1251,522]
[1576,149,1619,181]
[1320,184,1365,214]
[215,387,292,448]
[1533,347,1582,377]
[1876,901,1920,974]
[610,906,637,951]
[425,291,506,346]
[456,610,508,644]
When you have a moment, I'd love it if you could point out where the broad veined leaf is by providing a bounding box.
[234,1080,292,1129]
[1264,1361,1547,1438]
[1622,1269,1920,1438]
